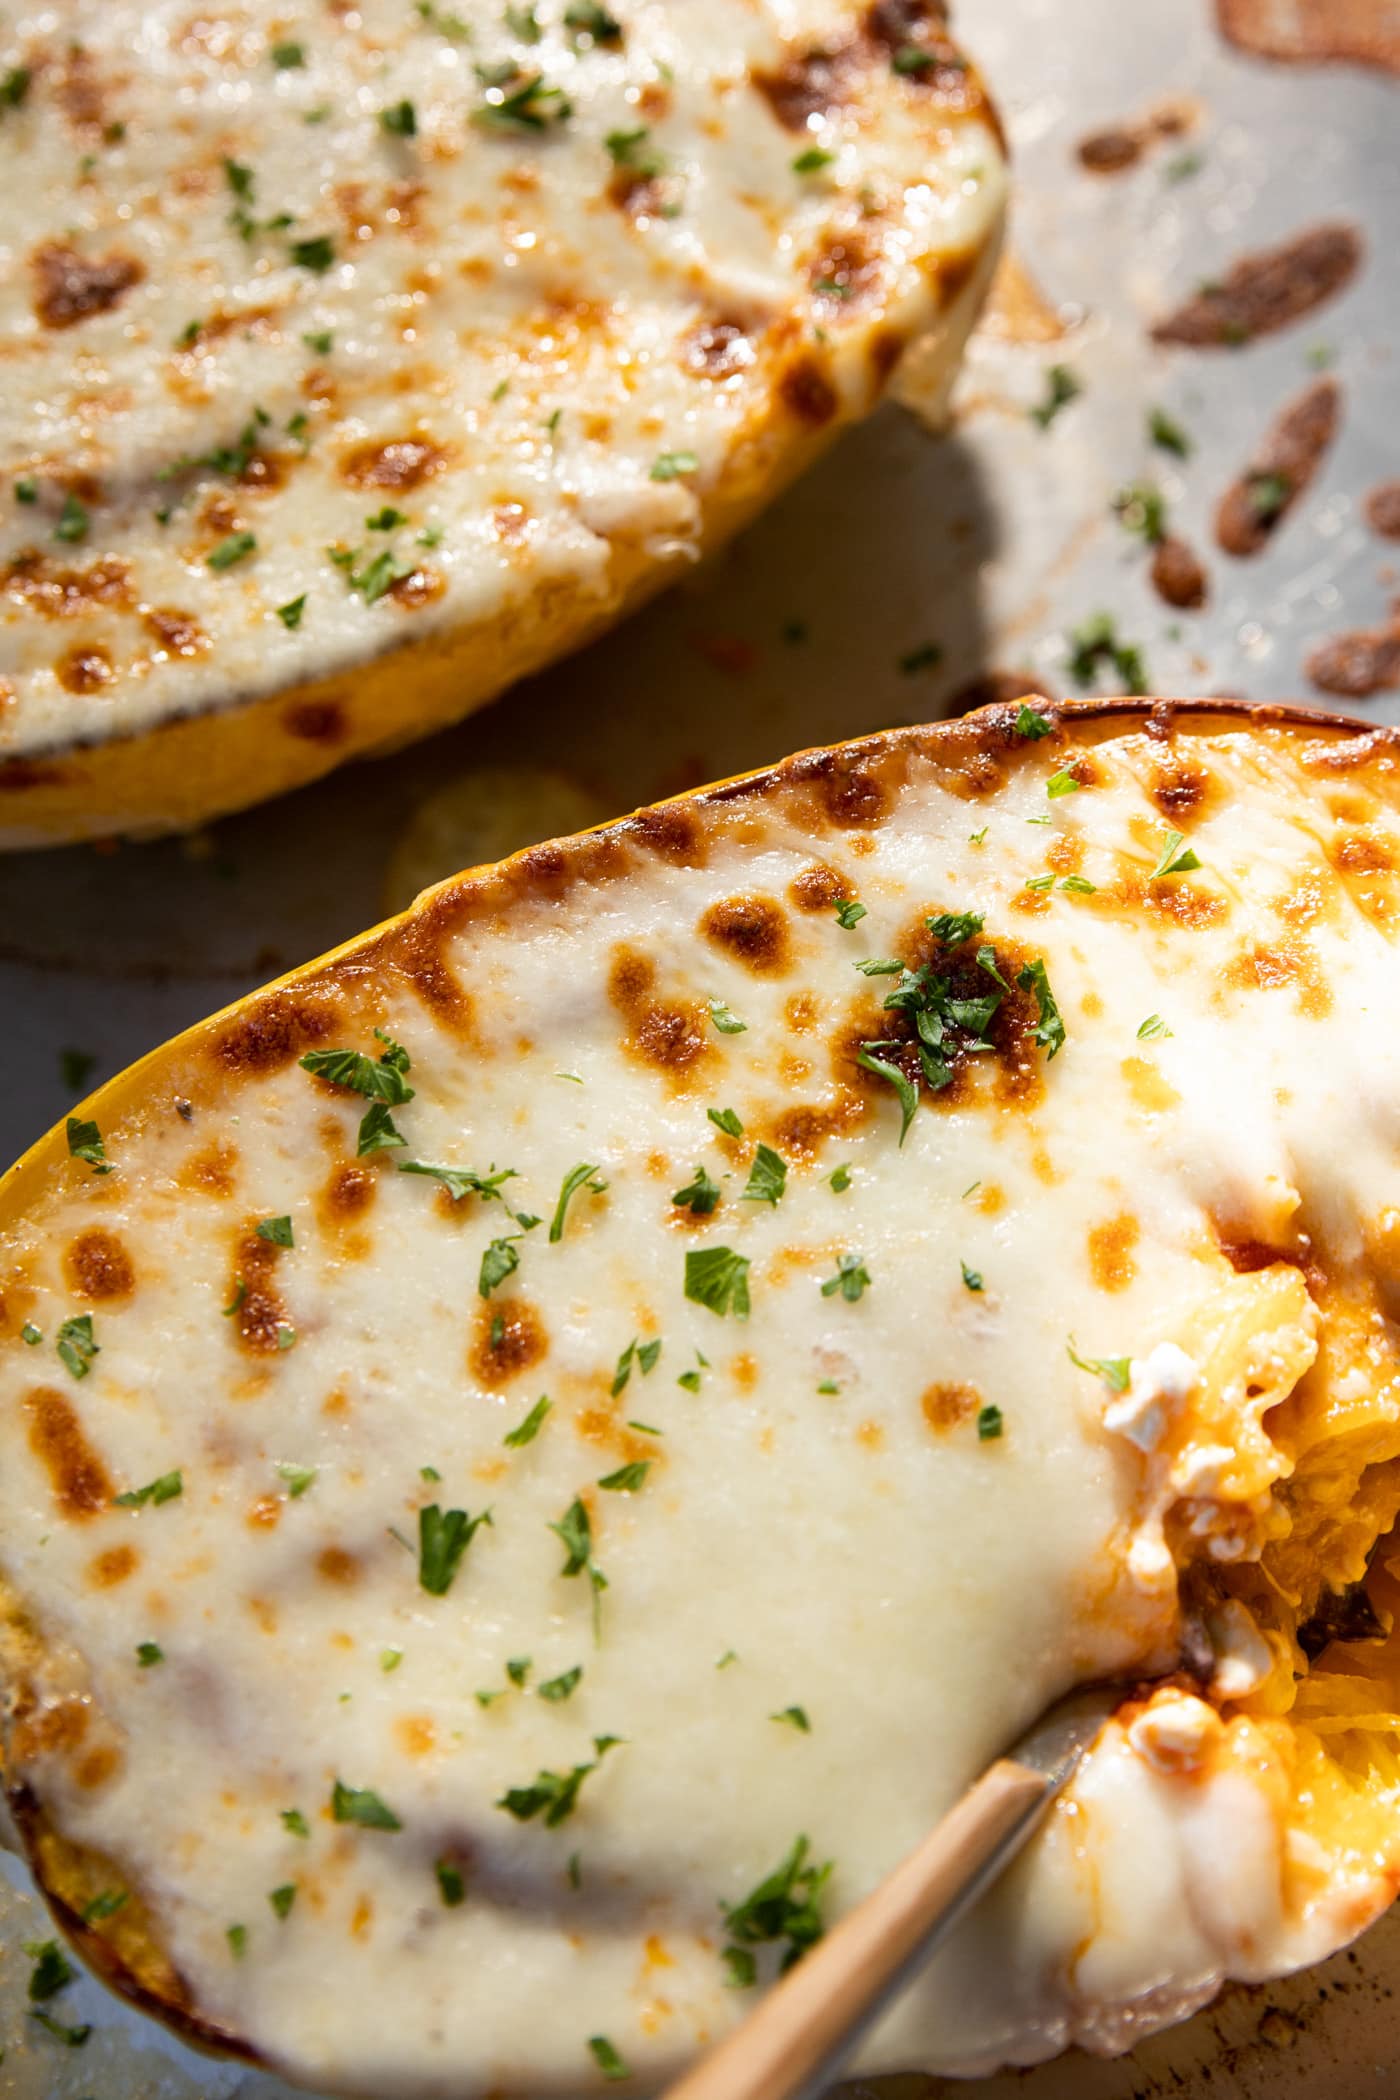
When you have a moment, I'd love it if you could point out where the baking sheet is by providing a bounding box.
[2,0,1398,2091]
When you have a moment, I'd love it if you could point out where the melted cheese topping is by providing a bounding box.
[0,0,1003,762]
[5,706,1400,2093]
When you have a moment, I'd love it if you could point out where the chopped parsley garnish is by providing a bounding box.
[1066,1338,1131,1391]
[821,1254,870,1303]
[741,1143,787,1207]
[1114,482,1167,545]
[380,99,417,136]
[928,909,985,946]
[817,1379,840,1395]
[206,530,256,571]
[54,492,89,544]
[1246,470,1291,522]
[436,1858,466,1905]
[474,71,573,132]
[1025,874,1053,893]
[707,996,747,1035]
[1148,405,1192,458]
[271,40,305,66]
[270,1884,296,1919]
[832,897,866,929]
[855,1049,918,1143]
[707,1106,743,1138]
[66,1113,112,1174]
[977,1404,1004,1441]
[14,475,38,503]
[114,1469,182,1508]
[227,1924,248,1958]
[829,1164,852,1192]
[356,1100,406,1156]
[1046,768,1081,798]
[418,1503,492,1595]
[588,2036,630,2080]
[27,1939,76,2002]
[549,1497,594,1576]
[30,2008,91,2046]
[550,1161,607,1242]
[328,541,415,604]
[256,1214,294,1246]
[331,1780,402,1830]
[1149,828,1202,879]
[1014,702,1053,739]
[539,1665,583,1702]
[497,1737,621,1827]
[82,1889,128,1922]
[1060,874,1097,895]
[1030,364,1081,429]
[651,450,699,482]
[1017,958,1066,1057]
[381,1648,403,1672]
[672,1164,720,1215]
[854,956,903,976]
[289,234,336,272]
[507,1656,532,1687]
[792,144,834,174]
[720,1834,832,1987]
[611,1336,661,1396]
[771,1706,811,1732]
[1067,612,1147,695]
[479,1236,522,1297]
[276,594,307,629]
[898,641,943,676]
[565,1,622,41]
[21,1322,42,1345]
[1137,1013,1173,1040]
[281,1808,311,1838]
[303,1034,414,1152]
[56,1314,99,1381]
[0,66,32,109]
[504,1395,552,1447]
[598,1461,649,1492]
[136,1641,164,1666]
[366,505,407,531]
[684,1246,751,1318]
[677,1353,707,1393]
[960,1260,983,1292]
[399,1159,536,1224]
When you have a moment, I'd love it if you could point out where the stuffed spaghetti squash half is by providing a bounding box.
[0,0,1004,847]
[4,700,1400,2094]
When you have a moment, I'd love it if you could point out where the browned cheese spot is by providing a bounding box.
[283,698,348,744]
[808,235,882,313]
[788,863,849,912]
[779,353,839,427]
[922,1381,981,1432]
[381,907,475,1031]
[791,748,891,828]
[88,1543,138,1588]
[608,945,712,1083]
[317,1547,360,1586]
[340,435,447,490]
[683,315,755,382]
[180,1140,240,1196]
[1365,482,1400,540]
[322,1163,377,1221]
[228,1228,291,1356]
[25,1387,113,1518]
[1216,0,1400,75]
[699,894,792,976]
[1087,1214,1140,1293]
[1150,763,1213,819]
[56,644,114,695]
[212,990,336,1075]
[1225,939,1332,1017]
[142,607,208,658]
[389,564,445,611]
[75,1744,122,1790]
[753,39,862,129]
[628,802,704,866]
[1150,535,1209,610]
[31,240,144,329]
[1331,831,1395,875]
[470,1299,547,1389]
[248,1495,281,1530]
[396,1714,437,1758]
[65,1228,135,1302]
[785,991,823,1032]
[1152,224,1362,347]
[1215,378,1339,556]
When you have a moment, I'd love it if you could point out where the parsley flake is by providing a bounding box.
[854,1050,917,1144]
[227,1925,248,1958]
[21,1322,42,1345]
[331,1780,402,1830]
[821,1254,870,1303]
[56,1314,99,1380]
[276,594,307,629]
[82,1889,128,1921]
[651,450,699,482]
[1017,958,1065,1057]
[289,234,336,272]
[829,1164,852,1192]
[66,1114,112,1175]
[504,1395,552,1447]
[281,1808,310,1838]
[54,492,89,544]
[1067,613,1147,695]
[771,1706,811,1732]
[136,1640,164,1666]
[672,1163,720,1215]
[1149,829,1202,879]
[741,1143,787,1207]
[598,1461,649,1492]
[1149,405,1192,458]
[473,71,572,133]
[436,1858,466,1906]
[256,1214,294,1246]
[271,41,305,66]
[588,2036,630,2080]
[114,1469,182,1508]
[708,1106,743,1138]
[792,145,834,174]
[419,1504,492,1595]
[27,1939,76,2002]
[611,1336,661,1396]
[1066,1338,1131,1391]
[550,1162,607,1242]
[1030,364,1081,429]
[1046,768,1081,798]
[721,1835,832,1986]
[1137,1013,1173,1040]
[497,1737,622,1828]
[960,1260,983,1292]
[207,531,256,571]
[539,1665,582,1702]
[380,99,417,136]
[832,897,866,929]
[707,996,747,1035]
[977,1404,1004,1441]
[684,1246,751,1318]
[1013,702,1053,739]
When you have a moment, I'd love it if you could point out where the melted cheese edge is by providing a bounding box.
[4,713,1400,2093]
[0,0,1003,758]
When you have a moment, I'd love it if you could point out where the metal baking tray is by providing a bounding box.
[2,0,1398,2091]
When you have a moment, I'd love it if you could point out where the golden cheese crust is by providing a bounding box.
[0,0,1005,846]
[8,697,1400,2096]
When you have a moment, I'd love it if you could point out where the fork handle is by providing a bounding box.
[661,1758,1049,2100]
